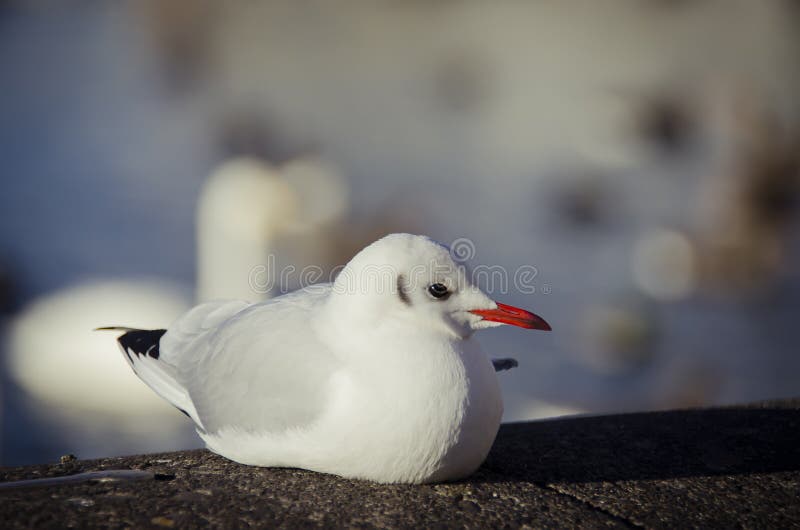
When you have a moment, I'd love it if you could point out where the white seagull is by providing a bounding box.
[101,233,550,483]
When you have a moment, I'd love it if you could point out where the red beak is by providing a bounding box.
[470,302,551,331]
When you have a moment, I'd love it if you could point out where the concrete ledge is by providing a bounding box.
[2,399,799,528]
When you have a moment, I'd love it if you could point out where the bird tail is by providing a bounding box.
[97,326,203,429]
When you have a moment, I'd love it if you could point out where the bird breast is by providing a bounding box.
[319,336,503,483]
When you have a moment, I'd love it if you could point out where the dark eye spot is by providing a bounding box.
[428,283,449,300]
[397,274,411,306]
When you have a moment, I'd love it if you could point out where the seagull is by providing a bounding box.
[100,233,550,483]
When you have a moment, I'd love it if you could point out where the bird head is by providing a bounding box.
[327,234,550,339]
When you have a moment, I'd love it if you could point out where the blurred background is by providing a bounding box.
[1,0,799,466]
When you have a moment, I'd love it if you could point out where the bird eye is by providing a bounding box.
[427,283,449,299]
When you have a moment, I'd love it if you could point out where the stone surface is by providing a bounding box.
[2,399,799,528]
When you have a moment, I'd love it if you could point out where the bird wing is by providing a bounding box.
[104,327,202,425]
[162,285,340,435]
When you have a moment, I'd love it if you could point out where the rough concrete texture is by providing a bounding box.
[2,399,799,528]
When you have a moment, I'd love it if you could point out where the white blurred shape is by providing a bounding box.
[632,228,696,301]
[7,280,188,417]
[6,280,194,457]
[505,399,586,422]
[196,157,298,302]
[281,156,349,231]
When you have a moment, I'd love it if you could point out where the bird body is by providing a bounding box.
[107,234,550,483]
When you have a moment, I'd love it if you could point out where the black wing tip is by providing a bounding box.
[116,329,168,361]
[492,358,519,372]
